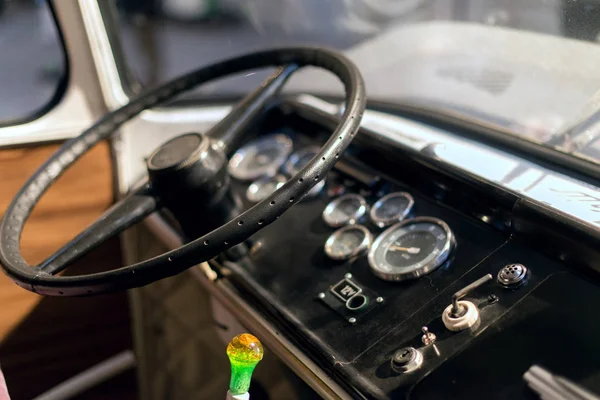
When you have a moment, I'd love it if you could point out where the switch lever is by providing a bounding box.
[450,274,493,317]
[443,274,493,332]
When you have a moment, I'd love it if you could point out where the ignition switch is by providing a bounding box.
[390,347,423,374]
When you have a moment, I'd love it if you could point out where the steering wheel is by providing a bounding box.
[0,47,365,296]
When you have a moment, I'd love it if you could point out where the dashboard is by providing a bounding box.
[6,4,600,398]
[151,101,600,399]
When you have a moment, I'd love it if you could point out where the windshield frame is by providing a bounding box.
[94,0,600,191]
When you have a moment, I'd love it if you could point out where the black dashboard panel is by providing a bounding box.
[340,240,583,399]
[227,166,506,361]
[198,108,600,399]
[411,272,600,399]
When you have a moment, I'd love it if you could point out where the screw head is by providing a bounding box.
[318,292,325,299]
[376,297,384,303]
[348,317,357,324]
[345,273,353,279]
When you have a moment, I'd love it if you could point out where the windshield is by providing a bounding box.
[114,0,600,163]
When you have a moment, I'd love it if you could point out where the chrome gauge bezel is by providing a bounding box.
[228,133,293,181]
[368,216,455,281]
[324,224,373,261]
[246,174,287,203]
[322,193,368,228]
[370,191,414,228]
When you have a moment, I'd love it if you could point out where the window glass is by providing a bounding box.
[116,0,600,94]
[115,0,372,94]
[115,1,600,165]
[0,0,65,123]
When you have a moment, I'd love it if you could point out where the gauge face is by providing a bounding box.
[228,134,293,181]
[370,192,414,228]
[368,217,454,281]
[286,147,324,198]
[322,194,368,228]
[324,225,372,260]
[246,175,286,203]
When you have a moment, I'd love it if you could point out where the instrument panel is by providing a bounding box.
[212,114,600,399]
[228,132,458,285]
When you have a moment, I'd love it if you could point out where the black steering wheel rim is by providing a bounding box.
[0,47,366,296]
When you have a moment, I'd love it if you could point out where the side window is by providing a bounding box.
[0,0,65,123]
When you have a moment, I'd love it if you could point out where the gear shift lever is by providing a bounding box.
[226,333,264,400]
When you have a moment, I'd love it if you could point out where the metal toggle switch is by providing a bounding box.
[442,274,493,332]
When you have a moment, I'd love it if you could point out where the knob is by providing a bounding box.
[442,274,492,332]
[226,333,264,399]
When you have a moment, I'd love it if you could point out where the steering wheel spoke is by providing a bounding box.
[207,64,298,155]
[39,183,159,275]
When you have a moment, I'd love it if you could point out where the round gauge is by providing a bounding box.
[286,146,325,198]
[228,134,293,181]
[324,225,372,261]
[322,193,368,228]
[370,192,414,228]
[246,175,286,203]
[368,217,454,281]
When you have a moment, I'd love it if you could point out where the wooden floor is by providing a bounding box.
[0,142,137,399]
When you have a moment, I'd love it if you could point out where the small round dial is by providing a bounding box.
[368,217,454,281]
[324,225,372,260]
[322,193,368,228]
[285,146,324,198]
[370,192,414,228]
[246,175,286,203]
[228,134,293,181]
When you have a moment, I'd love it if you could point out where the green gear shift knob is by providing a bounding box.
[226,333,264,396]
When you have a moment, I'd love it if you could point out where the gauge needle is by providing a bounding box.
[389,245,421,254]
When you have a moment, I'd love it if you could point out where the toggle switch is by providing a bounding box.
[442,274,492,332]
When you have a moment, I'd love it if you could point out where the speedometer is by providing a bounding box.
[368,217,454,281]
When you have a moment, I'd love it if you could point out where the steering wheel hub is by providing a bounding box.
[147,132,210,172]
